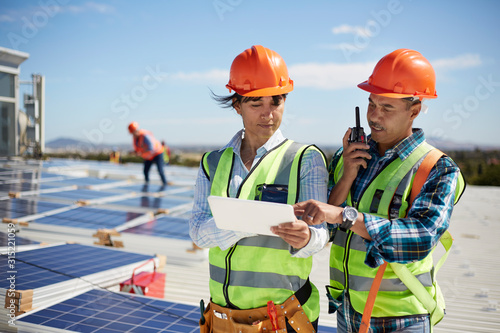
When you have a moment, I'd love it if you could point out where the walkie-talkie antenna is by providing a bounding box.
[349,106,366,144]
[355,106,361,129]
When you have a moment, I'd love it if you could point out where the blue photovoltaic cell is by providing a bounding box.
[110,196,191,210]
[0,181,67,193]
[110,184,194,198]
[112,184,173,193]
[0,169,40,181]
[18,289,337,333]
[57,177,124,186]
[0,243,153,290]
[123,216,190,240]
[0,231,39,247]
[41,189,120,200]
[31,206,143,229]
[19,289,200,333]
[0,198,68,219]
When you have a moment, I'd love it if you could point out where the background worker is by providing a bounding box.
[161,140,171,165]
[189,45,329,332]
[109,147,121,164]
[294,49,465,332]
[128,121,167,186]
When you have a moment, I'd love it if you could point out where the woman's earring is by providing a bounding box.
[241,128,245,140]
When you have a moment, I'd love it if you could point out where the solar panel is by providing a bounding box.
[0,198,69,219]
[123,215,190,240]
[0,181,69,193]
[110,196,191,210]
[40,189,124,201]
[55,177,126,186]
[18,289,200,333]
[17,289,337,333]
[0,231,39,248]
[30,206,144,230]
[0,243,154,291]
[110,183,171,193]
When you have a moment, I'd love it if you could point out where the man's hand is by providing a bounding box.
[342,128,371,183]
[294,199,372,240]
[270,219,311,249]
[293,199,342,225]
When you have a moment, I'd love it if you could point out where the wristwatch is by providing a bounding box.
[341,206,358,230]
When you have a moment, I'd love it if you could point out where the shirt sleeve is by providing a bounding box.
[290,147,329,258]
[188,162,256,250]
[142,134,155,152]
[362,156,460,268]
[327,147,344,196]
[326,148,345,241]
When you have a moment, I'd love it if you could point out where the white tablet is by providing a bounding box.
[207,196,296,237]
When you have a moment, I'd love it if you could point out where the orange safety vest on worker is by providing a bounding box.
[133,130,164,161]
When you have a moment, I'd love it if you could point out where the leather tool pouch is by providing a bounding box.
[199,294,315,333]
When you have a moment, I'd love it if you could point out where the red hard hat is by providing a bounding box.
[226,45,293,97]
[358,49,437,100]
[128,121,139,133]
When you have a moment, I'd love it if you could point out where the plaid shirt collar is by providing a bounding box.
[367,128,425,161]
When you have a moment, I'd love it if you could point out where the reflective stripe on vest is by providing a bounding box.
[329,142,465,317]
[203,140,325,321]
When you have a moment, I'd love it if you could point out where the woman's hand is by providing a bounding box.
[270,219,311,249]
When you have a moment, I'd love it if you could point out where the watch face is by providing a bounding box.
[344,207,358,221]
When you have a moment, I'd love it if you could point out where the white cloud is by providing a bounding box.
[142,117,239,126]
[164,53,482,91]
[0,2,114,24]
[289,61,376,90]
[169,69,228,84]
[0,14,15,22]
[332,24,372,37]
[64,2,115,14]
[318,43,359,51]
[432,53,481,71]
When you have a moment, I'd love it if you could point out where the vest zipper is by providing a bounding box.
[223,244,239,309]
[235,139,289,198]
[222,139,289,308]
[343,230,353,293]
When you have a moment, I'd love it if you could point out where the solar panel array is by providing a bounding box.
[0,158,338,332]
[123,215,191,241]
[0,198,68,219]
[17,289,200,333]
[29,207,143,230]
[0,243,156,290]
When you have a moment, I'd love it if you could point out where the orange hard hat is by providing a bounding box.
[226,45,293,97]
[358,49,437,100]
[128,121,139,133]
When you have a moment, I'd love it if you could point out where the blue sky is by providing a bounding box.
[1,0,499,149]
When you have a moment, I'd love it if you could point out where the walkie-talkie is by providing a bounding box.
[348,106,366,144]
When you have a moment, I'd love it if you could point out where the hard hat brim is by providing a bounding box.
[226,81,293,97]
[357,81,437,99]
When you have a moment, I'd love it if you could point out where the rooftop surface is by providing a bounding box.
[1,157,499,332]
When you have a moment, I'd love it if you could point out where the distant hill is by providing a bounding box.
[45,136,499,154]
[45,137,221,153]
[426,137,499,151]
[45,137,129,152]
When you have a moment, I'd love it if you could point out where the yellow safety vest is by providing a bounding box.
[203,139,326,322]
[328,142,465,318]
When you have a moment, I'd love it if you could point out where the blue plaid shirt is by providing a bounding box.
[327,129,461,332]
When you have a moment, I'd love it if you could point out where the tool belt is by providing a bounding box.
[199,280,316,333]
